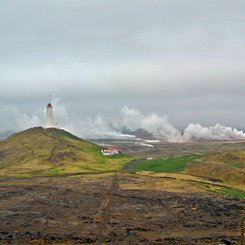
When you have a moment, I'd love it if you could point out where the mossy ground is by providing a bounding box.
[128,155,201,173]
[127,151,245,197]
[207,186,245,199]
[0,127,133,177]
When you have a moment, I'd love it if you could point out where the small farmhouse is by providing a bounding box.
[101,147,122,156]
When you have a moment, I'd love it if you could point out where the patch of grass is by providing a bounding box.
[229,162,243,168]
[129,155,201,173]
[44,167,64,176]
[46,128,83,142]
[93,154,134,171]
[208,187,245,199]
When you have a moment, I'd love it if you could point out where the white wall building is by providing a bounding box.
[45,103,56,128]
[101,148,122,156]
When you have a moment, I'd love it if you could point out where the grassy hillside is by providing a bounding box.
[128,155,201,173]
[127,151,245,194]
[0,127,132,177]
[184,151,245,188]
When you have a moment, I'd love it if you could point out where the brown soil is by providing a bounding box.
[0,173,244,244]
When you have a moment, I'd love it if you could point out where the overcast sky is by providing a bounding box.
[1,0,245,136]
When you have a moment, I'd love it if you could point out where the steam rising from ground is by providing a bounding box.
[113,107,181,141]
[183,123,245,141]
[1,103,245,142]
[64,106,245,142]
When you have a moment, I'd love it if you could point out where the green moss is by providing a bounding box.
[229,162,243,168]
[44,167,64,176]
[45,128,83,142]
[208,187,245,199]
[129,155,201,173]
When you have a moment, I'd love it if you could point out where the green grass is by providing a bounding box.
[208,187,245,199]
[229,162,243,168]
[44,167,64,176]
[0,127,133,177]
[128,155,201,173]
[52,128,82,141]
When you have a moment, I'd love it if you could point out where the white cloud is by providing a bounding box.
[1,0,245,130]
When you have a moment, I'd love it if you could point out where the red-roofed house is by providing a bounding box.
[101,147,122,156]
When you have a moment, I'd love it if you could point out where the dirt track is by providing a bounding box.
[0,173,244,244]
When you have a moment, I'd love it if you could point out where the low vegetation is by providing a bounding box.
[0,127,133,177]
[1,128,244,199]
[127,151,245,195]
[185,151,245,189]
[208,186,245,199]
[128,155,201,173]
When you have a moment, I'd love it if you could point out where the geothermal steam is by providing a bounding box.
[183,123,245,141]
[2,104,245,142]
[63,106,245,142]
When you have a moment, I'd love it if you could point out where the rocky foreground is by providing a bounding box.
[0,173,244,244]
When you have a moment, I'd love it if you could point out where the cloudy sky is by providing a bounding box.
[1,0,245,137]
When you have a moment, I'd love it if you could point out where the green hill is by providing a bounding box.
[0,127,132,177]
[127,151,245,193]
[184,151,245,188]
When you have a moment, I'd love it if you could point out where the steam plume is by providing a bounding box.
[62,106,245,142]
[1,103,245,142]
[183,123,245,141]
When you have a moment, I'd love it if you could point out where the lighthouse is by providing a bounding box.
[45,102,56,128]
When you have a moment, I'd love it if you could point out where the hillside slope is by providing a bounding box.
[126,151,245,193]
[184,151,245,188]
[0,127,131,177]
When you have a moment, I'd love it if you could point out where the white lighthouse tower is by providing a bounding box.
[45,102,56,128]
